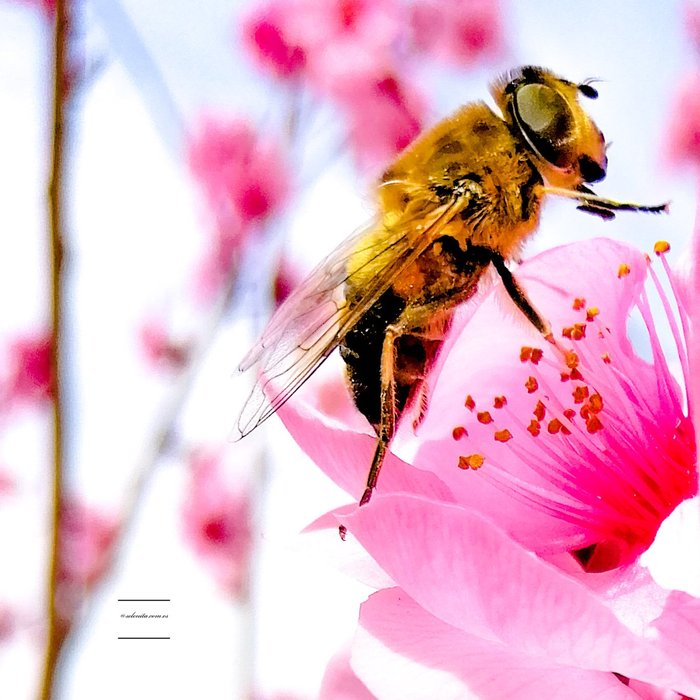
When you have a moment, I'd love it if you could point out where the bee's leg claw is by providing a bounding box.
[359,486,373,506]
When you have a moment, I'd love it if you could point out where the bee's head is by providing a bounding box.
[491,66,608,189]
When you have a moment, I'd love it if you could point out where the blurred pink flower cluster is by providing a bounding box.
[138,317,191,372]
[241,0,503,168]
[57,499,118,626]
[666,72,700,167]
[181,447,253,598]
[14,0,55,17]
[666,2,700,166]
[279,237,699,697]
[187,118,290,301]
[0,330,54,412]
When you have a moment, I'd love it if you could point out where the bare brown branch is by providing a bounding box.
[39,0,71,698]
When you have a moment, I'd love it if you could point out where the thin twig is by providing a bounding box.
[39,0,71,698]
[104,266,240,566]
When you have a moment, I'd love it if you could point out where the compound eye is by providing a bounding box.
[514,83,575,168]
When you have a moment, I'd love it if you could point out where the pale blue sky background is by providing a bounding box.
[0,1,697,698]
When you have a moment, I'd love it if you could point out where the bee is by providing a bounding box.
[237,65,667,505]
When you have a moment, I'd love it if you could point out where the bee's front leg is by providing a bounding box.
[544,186,669,219]
[487,251,553,341]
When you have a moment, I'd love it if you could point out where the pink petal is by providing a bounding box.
[301,518,396,589]
[355,588,639,699]
[343,495,700,695]
[277,371,456,504]
[652,591,700,688]
[319,646,376,700]
[690,205,700,461]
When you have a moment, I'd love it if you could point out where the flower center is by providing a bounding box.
[453,242,697,572]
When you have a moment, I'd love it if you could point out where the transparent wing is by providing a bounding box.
[235,192,469,439]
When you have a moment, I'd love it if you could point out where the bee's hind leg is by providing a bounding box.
[360,299,457,506]
[360,323,400,506]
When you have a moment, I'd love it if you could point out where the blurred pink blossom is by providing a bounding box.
[241,0,401,88]
[57,499,118,624]
[277,238,699,695]
[1,330,54,410]
[665,72,700,167]
[0,470,15,497]
[332,70,425,170]
[291,0,402,95]
[187,117,290,299]
[240,0,424,168]
[273,255,302,308]
[685,0,700,50]
[408,0,504,66]
[0,604,15,643]
[193,212,247,302]
[181,448,253,598]
[241,2,307,80]
[188,118,289,225]
[14,0,55,16]
[138,317,190,371]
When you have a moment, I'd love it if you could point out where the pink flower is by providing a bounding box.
[242,1,428,169]
[187,117,290,299]
[1,330,54,410]
[277,237,699,696]
[57,499,118,623]
[0,470,15,497]
[0,604,15,643]
[193,212,248,302]
[685,0,700,50]
[138,317,190,371]
[332,70,425,170]
[408,0,504,66]
[181,448,253,598]
[188,118,289,225]
[665,72,700,167]
[292,0,402,91]
[272,255,302,308]
[14,0,55,16]
[241,2,307,80]
[241,0,402,88]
